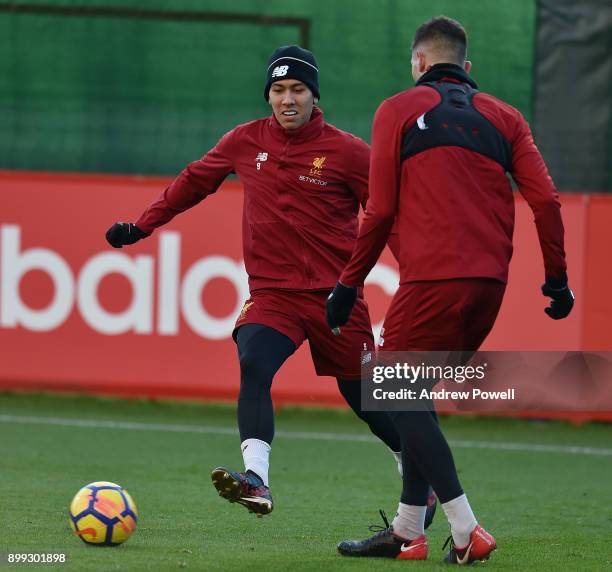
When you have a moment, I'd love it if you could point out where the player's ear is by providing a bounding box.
[314,97,319,104]
[417,50,428,73]
[464,60,472,73]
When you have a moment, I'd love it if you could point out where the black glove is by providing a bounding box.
[105,223,149,248]
[326,282,357,335]
[541,273,574,320]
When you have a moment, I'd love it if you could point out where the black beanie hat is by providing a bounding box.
[264,45,320,101]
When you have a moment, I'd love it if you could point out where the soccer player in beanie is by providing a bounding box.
[327,16,573,563]
[106,45,437,522]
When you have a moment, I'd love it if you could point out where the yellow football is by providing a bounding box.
[68,481,138,546]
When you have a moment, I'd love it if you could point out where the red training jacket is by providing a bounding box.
[136,107,370,291]
[341,65,567,287]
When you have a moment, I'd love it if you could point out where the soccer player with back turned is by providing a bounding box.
[105,45,436,523]
[327,16,574,564]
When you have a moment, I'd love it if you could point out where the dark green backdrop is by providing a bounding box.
[1,0,536,175]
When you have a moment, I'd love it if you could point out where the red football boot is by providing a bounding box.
[444,524,497,564]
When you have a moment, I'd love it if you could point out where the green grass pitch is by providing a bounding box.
[1,392,611,571]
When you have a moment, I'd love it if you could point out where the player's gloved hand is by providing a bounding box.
[105,223,149,248]
[541,273,574,320]
[326,281,357,336]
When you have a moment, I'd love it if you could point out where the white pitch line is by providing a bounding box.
[446,439,612,457]
[0,414,611,457]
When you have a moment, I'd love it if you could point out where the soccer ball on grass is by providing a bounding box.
[68,481,138,546]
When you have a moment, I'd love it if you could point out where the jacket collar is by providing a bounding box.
[416,63,478,89]
[268,106,324,143]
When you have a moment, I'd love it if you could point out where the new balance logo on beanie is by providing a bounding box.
[271,65,289,78]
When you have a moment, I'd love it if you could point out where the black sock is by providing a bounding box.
[337,378,401,452]
[236,324,296,444]
[389,410,463,504]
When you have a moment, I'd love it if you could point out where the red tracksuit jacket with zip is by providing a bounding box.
[136,107,370,292]
[340,64,567,287]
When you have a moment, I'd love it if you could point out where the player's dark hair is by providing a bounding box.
[411,16,467,64]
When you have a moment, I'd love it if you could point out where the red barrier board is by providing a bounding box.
[0,171,609,418]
